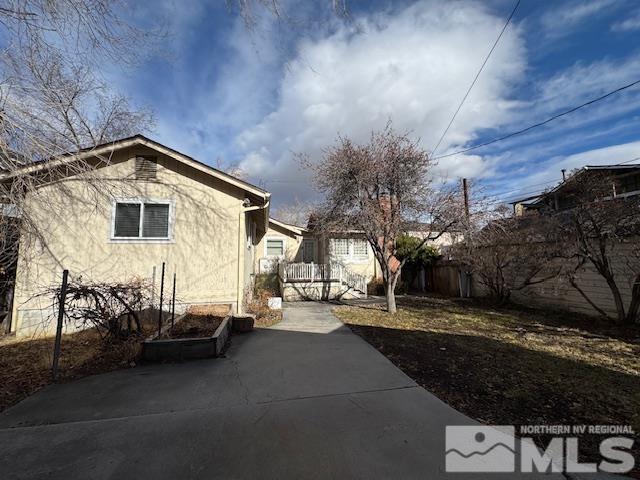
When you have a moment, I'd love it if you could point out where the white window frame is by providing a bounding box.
[352,238,369,258]
[110,199,175,243]
[330,238,350,256]
[264,236,285,257]
[303,238,317,263]
[329,237,369,263]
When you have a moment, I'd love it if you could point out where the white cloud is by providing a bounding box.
[537,55,640,108]
[611,9,640,32]
[522,141,640,187]
[540,0,618,37]
[236,0,526,204]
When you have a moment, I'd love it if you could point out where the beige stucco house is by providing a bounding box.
[6,135,271,337]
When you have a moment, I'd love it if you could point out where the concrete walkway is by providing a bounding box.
[0,303,563,479]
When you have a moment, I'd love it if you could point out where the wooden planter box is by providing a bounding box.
[142,315,232,362]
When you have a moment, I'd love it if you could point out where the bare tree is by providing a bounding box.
[272,199,315,227]
[305,124,462,313]
[454,209,562,305]
[551,171,640,324]
[228,0,349,30]
[0,1,157,310]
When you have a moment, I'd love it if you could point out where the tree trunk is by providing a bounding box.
[386,287,397,314]
[604,275,626,324]
[385,272,400,314]
[625,274,640,325]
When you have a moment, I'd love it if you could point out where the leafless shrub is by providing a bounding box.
[38,277,152,339]
[245,282,281,327]
[549,171,640,324]
[454,209,562,305]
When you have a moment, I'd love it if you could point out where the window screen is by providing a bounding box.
[353,239,368,256]
[114,202,170,239]
[331,238,349,256]
[114,203,141,237]
[142,204,170,238]
[266,239,284,256]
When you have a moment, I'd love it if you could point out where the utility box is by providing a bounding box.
[268,297,282,310]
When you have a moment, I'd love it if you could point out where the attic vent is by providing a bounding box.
[135,156,157,180]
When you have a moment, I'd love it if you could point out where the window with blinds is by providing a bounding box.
[265,238,284,256]
[113,201,171,239]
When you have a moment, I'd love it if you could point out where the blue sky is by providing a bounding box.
[115,0,640,207]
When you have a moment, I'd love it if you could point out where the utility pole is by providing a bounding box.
[462,178,470,222]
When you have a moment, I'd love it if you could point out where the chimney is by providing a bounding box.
[561,169,566,181]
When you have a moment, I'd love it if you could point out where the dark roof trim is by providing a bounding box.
[0,134,270,199]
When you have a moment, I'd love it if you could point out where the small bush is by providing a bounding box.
[254,273,279,295]
[368,278,385,295]
[395,280,409,295]
[367,278,408,295]
[245,284,282,327]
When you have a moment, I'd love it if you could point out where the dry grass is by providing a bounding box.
[334,296,640,472]
[0,328,144,412]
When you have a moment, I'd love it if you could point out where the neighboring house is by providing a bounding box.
[255,218,315,273]
[316,226,461,282]
[4,135,271,337]
[504,163,640,318]
[318,233,380,280]
[512,165,640,216]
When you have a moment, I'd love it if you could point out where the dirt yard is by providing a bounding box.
[0,329,143,412]
[334,296,640,472]
[158,314,223,339]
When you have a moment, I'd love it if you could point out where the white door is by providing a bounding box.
[303,239,316,263]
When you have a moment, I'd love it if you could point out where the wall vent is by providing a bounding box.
[134,156,157,180]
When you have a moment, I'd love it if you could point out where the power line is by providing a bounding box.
[432,0,521,155]
[476,177,560,196]
[433,78,640,160]
[616,155,640,165]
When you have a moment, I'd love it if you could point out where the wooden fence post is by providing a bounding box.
[52,269,69,382]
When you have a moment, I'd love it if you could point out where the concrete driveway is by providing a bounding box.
[0,302,563,479]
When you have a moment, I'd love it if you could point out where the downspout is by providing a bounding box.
[237,198,270,314]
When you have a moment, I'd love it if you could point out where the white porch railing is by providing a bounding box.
[278,262,368,296]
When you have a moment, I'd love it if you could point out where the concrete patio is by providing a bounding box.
[0,302,563,479]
